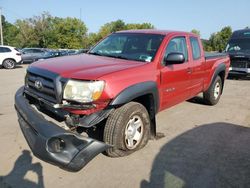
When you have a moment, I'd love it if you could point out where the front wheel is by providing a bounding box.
[103,102,150,157]
[3,59,16,69]
[203,76,222,105]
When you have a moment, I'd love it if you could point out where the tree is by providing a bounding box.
[46,17,88,49]
[202,39,213,51]
[31,12,53,47]
[191,29,201,36]
[84,20,155,48]
[13,13,88,49]
[15,19,38,47]
[2,14,155,49]
[82,32,99,49]
[208,26,232,52]
[98,19,126,39]
[126,23,154,30]
[1,15,19,46]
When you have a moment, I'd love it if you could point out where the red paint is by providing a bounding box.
[31,30,230,115]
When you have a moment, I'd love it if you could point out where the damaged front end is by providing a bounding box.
[15,87,111,172]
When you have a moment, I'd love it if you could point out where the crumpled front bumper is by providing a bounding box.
[15,87,110,172]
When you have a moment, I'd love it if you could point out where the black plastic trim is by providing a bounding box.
[27,66,68,104]
[15,87,110,172]
[110,81,159,113]
[79,108,114,128]
[207,63,226,94]
[212,63,226,83]
[228,71,249,76]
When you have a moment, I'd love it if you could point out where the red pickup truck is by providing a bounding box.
[15,30,230,171]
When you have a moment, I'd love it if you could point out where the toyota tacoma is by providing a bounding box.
[15,30,230,171]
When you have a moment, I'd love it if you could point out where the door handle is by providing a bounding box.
[187,67,192,74]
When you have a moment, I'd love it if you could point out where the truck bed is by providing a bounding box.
[205,52,228,60]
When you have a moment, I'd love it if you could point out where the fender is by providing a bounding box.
[110,81,160,113]
[207,63,226,92]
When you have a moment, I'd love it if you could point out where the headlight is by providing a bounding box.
[63,80,105,103]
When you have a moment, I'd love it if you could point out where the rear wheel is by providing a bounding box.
[203,76,222,105]
[3,59,16,69]
[104,102,150,157]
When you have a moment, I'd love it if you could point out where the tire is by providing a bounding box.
[3,59,16,69]
[104,102,150,157]
[203,76,222,105]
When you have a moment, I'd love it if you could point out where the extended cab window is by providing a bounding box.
[164,37,188,62]
[190,37,201,60]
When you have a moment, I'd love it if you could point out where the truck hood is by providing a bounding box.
[31,54,144,80]
[228,51,250,59]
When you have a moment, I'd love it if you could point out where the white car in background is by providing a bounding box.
[0,45,23,69]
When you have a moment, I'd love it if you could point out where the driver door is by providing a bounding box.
[160,36,192,110]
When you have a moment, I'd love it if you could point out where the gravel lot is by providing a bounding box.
[0,64,250,188]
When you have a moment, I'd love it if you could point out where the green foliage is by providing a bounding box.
[202,40,213,51]
[2,12,88,48]
[206,26,232,52]
[98,19,126,38]
[15,19,39,47]
[1,12,234,52]
[191,29,201,36]
[1,15,19,46]
[83,20,154,48]
[1,14,155,49]
[82,33,99,49]
[191,27,233,52]
[46,17,88,49]
[126,23,154,30]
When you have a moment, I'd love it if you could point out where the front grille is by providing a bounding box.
[25,71,58,104]
[230,59,250,68]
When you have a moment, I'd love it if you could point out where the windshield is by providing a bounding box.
[89,33,164,62]
[226,38,250,52]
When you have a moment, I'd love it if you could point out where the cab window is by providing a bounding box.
[190,37,201,60]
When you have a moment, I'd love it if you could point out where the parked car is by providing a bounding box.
[15,30,230,171]
[21,48,49,63]
[67,49,78,55]
[0,45,22,69]
[75,49,89,54]
[57,50,70,56]
[35,51,62,60]
[226,29,250,78]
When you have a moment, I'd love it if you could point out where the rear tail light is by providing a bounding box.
[16,53,21,56]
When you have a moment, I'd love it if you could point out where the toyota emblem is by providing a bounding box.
[34,80,43,90]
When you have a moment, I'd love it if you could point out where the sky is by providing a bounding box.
[0,0,249,39]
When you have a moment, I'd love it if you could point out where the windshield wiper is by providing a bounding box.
[88,52,103,56]
[88,53,147,62]
[104,54,129,60]
[108,55,149,62]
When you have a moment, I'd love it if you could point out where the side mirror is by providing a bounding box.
[164,52,185,65]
